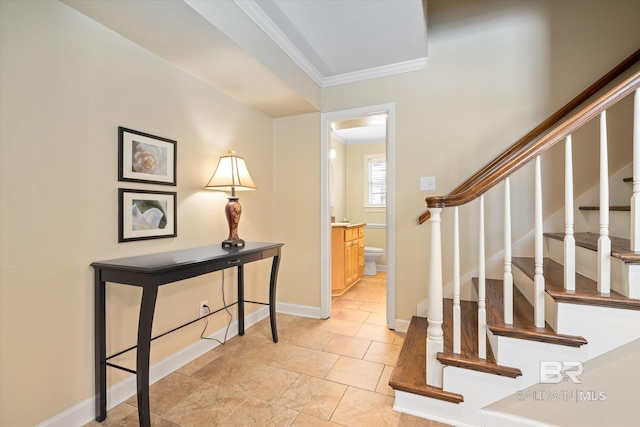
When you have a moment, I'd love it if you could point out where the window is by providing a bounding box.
[365,154,386,207]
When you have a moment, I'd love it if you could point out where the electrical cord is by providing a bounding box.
[200,270,233,345]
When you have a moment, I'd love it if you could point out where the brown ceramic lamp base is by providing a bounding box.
[222,197,245,248]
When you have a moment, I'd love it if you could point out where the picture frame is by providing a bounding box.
[118,127,177,185]
[118,189,177,242]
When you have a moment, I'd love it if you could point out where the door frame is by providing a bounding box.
[320,103,396,329]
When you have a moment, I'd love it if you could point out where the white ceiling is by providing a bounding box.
[237,0,428,87]
[63,0,428,124]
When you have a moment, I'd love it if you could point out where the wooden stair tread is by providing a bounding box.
[545,232,640,263]
[476,277,587,347]
[388,316,464,404]
[438,299,521,378]
[513,257,640,310]
[578,205,630,211]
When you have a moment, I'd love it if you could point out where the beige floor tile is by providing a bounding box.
[364,341,401,365]
[376,365,396,396]
[220,397,299,426]
[322,334,372,359]
[393,332,406,346]
[359,301,386,313]
[292,412,345,426]
[332,298,364,310]
[365,311,388,326]
[332,308,371,322]
[398,412,452,426]
[176,348,223,376]
[269,343,339,378]
[193,354,299,403]
[355,323,398,343]
[325,356,384,391]
[331,386,400,427]
[280,327,334,351]
[125,373,205,416]
[276,375,347,420]
[315,317,363,337]
[162,382,247,427]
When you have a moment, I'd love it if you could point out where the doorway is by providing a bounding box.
[320,104,396,329]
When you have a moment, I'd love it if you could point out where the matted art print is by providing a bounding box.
[119,189,177,242]
[118,127,176,185]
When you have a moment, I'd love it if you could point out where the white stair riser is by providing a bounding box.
[546,236,628,296]
[582,209,630,239]
[512,267,558,330]
[443,366,520,410]
[555,303,640,356]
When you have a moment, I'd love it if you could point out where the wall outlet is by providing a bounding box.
[199,300,209,317]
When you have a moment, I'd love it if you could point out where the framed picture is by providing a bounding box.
[119,189,177,242]
[118,127,176,185]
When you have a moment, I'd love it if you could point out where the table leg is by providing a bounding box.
[94,272,107,421]
[237,265,244,335]
[136,286,158,427]
[269,253,281,343]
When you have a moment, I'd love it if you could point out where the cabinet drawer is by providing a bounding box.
[345,228,355,241]
[358,226,364,238]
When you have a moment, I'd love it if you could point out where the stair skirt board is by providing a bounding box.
[393,390,565,427]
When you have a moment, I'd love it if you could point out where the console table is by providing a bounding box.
[91,242,283,427]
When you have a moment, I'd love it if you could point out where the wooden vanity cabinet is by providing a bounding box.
[331,224,365,295]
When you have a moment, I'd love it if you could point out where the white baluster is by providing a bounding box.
[534,156,545,328]
[478,196,487,359]
[426,208,444,387]
[632,89,640,251]
[598,111,611,294]
[564,135,576,291]
[453,206,461,354]
[504,178,513,325]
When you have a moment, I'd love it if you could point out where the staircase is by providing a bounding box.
[389,52,640,426]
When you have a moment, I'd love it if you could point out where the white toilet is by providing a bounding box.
[363,247,383,276]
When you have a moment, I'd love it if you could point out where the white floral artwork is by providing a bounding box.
[119,127,176,185]
[119,189,176,242]
[132,141,167,176]
[131,200,167,230]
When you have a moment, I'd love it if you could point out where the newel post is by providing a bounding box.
[426,207,444,387]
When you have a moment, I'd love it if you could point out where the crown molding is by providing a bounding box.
[322,57,428,87]
[235,1,427,88]
[234,0,324,86]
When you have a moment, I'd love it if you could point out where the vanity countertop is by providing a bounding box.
[331,222,365,228]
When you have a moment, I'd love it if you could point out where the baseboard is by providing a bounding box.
[394,318,410,333]
[36,307,269,427]
[276,301,323,319]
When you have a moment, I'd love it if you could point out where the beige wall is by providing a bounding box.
[0,1,275,426]
[273,113,321,308]
[321,0,640,320]
[2,0,640,425]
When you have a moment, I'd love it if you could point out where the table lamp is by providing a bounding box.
[205,150,257,248]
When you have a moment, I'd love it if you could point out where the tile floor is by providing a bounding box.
[86,273,449,426]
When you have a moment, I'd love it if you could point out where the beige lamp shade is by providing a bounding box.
[205,151,257,194]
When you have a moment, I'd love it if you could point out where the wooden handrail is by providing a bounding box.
[419,49,640,225]
[422,69,640,213]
